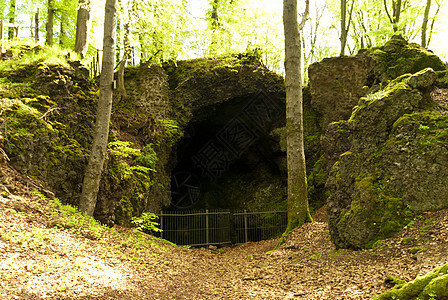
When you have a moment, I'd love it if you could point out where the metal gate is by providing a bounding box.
[158,209,287,247]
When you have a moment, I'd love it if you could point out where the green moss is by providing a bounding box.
[408,247,428,254]
[401,237,413,245]
[339,174,415,248]
[420,274,448,300]
[374,264,448,300]
[105,140,158,225]
[384,275,406,287]
[370,36,446,82]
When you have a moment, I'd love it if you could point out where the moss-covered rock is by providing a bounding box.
[363,35,446,85]
[1,55,96,208]
[374,263,448,300]
[325,67,448,249]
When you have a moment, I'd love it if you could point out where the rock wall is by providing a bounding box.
[309,56,369,129]
[0,47,287,226]
[316,36,448,249]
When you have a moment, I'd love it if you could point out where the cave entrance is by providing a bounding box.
[169,92,287,211]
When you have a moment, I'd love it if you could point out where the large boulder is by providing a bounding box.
[324,67,448,249]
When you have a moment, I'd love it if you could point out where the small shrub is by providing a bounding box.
[131,212,162,234]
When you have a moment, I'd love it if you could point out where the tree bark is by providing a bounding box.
[393,0,402,33]
[421,0,431,47]
[79,0,117,216]
[283,0,312,233]
[74,0,92,58]
[46,0,54,46]
[8,0,16,40]
[340,0,347,56]
[211,0,219,29]
[340,0,354,56]
[60,14,66,46]
[35,9,39,42]
[384,0,402,33]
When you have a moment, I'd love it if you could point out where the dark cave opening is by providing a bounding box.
[169,93,286,211]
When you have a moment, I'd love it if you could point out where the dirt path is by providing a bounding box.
[138,212,447,300]
[0,160,447,299]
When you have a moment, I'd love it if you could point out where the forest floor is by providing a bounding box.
[0,158,447,299]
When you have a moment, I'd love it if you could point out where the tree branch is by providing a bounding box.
[383,0,394,25]
[345,0,355,36]
[298,0,309,31]
[427,0,441,47]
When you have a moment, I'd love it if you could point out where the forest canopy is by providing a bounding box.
[1,0,447,76]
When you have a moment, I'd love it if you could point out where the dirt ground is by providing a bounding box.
[0,157,447,300]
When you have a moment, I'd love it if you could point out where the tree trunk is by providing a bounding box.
[60,14,66,46]
[340,0,347,56]
[117,22,130,100]
[421,0,431,47]
[209,0,220,55]
[79,0,117,216]
[211,0,219,29]
[393,0,402,33]
[8,0,16,40]
[35,9,39,42]
[74,0,92,58]
[46,0,54,46]
[283,0,312,234]
[115,1,121,64]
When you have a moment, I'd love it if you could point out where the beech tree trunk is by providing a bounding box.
[35,9,39,42]
[60,14,66,46]
[392,0,402,33]
[421,0,431,48]
[283,0,312,233]
[384,0,402,33]
[46,0,54,46]
[340,0,354,56]
[74,0,92,58]
[8,0,16,40]
[79,0,117,216]
[340,0,347,56]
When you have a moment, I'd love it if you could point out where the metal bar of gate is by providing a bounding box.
[158,210,287,246]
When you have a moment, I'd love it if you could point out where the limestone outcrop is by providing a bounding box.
[0,48,287,226]
[316,36,448,249]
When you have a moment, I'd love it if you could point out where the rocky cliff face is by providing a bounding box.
[313,36,448,249]
[3,37,448,246]
[0,48,287,226]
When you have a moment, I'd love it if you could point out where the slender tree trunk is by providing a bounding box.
[340,0,354,56]
[46,0,54,46]
[211,0,219,28]
[35,9,39,42]
[421,0,431,47]
[209,0,220,55]
[385,0,402,33]
[392,0,402,33]
[8,0,16,40]
[283,0,312,234]
[75,0,92,58]
[115,0,121,64]
[79,0,117,216]
[60,14,66,46]
[117,22,130,100]
[340,0,347,56]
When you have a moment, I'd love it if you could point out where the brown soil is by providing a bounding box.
[0,157,447,299]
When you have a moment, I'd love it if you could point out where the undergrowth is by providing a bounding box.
[31,189,174,256]
[0,42,80,72]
